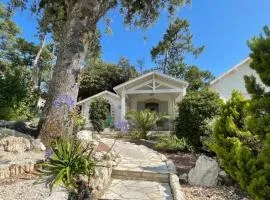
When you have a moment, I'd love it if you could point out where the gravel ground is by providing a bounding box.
[0,175,50,200]
[0,174,69,200]
[182,184,250,200]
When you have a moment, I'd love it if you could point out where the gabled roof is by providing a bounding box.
[113,71,189,93]
[210,57,251,85]
[77,90,120,105]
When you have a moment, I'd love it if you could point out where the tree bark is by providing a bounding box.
[32,35,46,90]
[38,0,116,143]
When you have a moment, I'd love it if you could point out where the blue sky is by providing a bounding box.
[10,0,270,77]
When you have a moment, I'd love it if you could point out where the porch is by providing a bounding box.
[113,71,188,130]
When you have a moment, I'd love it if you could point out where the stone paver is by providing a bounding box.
[101,179,173,200]
[100,138,174,200]
[101,138,168,174]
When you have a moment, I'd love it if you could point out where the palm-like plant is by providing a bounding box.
[127,109,168,139]
[40,137,95,193]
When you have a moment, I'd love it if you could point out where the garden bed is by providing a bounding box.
[182,184,249,200]
[164,152,198,174]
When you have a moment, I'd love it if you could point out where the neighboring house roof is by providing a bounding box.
[210,57,251,86]
[113,71,189,93]
[77,90,120,105]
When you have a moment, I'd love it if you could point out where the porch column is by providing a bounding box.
[121,88,126,120]
[183,87,186,97]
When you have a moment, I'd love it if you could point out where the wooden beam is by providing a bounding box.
[121,88,126,120]
[155,79,179,90]
[126,79,153,93]
[153,73,156,92]
[126,89,183,94]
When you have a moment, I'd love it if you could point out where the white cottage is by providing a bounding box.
[77,71,188,130]
[210,57,265,101]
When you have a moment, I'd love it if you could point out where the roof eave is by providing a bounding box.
[113,71,189,93]
[77,90,120,105]
[210,57,251,86]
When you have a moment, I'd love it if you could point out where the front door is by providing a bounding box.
[145,102,159,113]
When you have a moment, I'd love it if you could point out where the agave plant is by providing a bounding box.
[40,137,95,193]
[127,109,169,139]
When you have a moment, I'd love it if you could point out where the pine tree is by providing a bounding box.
[244,26,270,200]
[151,18,204,74]
[210,26,270,200]
[245,26,270,140]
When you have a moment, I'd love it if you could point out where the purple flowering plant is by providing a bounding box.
[114,120,130,134]
[53,94,75,111]
[50,94,85,136]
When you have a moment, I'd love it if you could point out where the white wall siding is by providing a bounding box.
[210,60,264,101]
[80,93,121,126]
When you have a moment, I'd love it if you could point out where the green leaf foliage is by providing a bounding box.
[89,98,110,133]
[10,0,190,48]
[208,91,267,200]
[175,89,222,148]
[209,27,270,199]
[154,134,194,152]
[244,26,270,140]
[127,109,169,139]
[41,137,95,192]
[248,26,270,86]
[184,66,214,91]
[150,17,212,92]
[0,3,52,120]
[72,109,86,133]
[79,58,138,99]
[151,17,204,74]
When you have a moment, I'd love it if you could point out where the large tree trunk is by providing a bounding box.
[38,0,116,143]
[32,35,46,91]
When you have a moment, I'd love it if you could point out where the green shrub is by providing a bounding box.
[175,88,223,149]
[41,137,95,193]
[154,134,194,152]
[115,132,124,139]
[130,130,142,140]
[73,110,86,132]
[127,109,168,139]
[208,91,252,180]
[89,98,110,133]
[208,91,270,200]
[0,66,37,120]
[209,27,270,200]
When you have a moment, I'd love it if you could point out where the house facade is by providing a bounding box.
[210,57,265,101]
[77,71,188,129]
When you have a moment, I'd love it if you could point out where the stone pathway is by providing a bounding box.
[101,179,173,200]
[100,138,178,200]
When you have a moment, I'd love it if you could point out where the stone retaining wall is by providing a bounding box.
[166,159,185,200]
[0,162,36,179]
[90,152,121,200]
[170,173,185,200]
[90,163,113,199]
